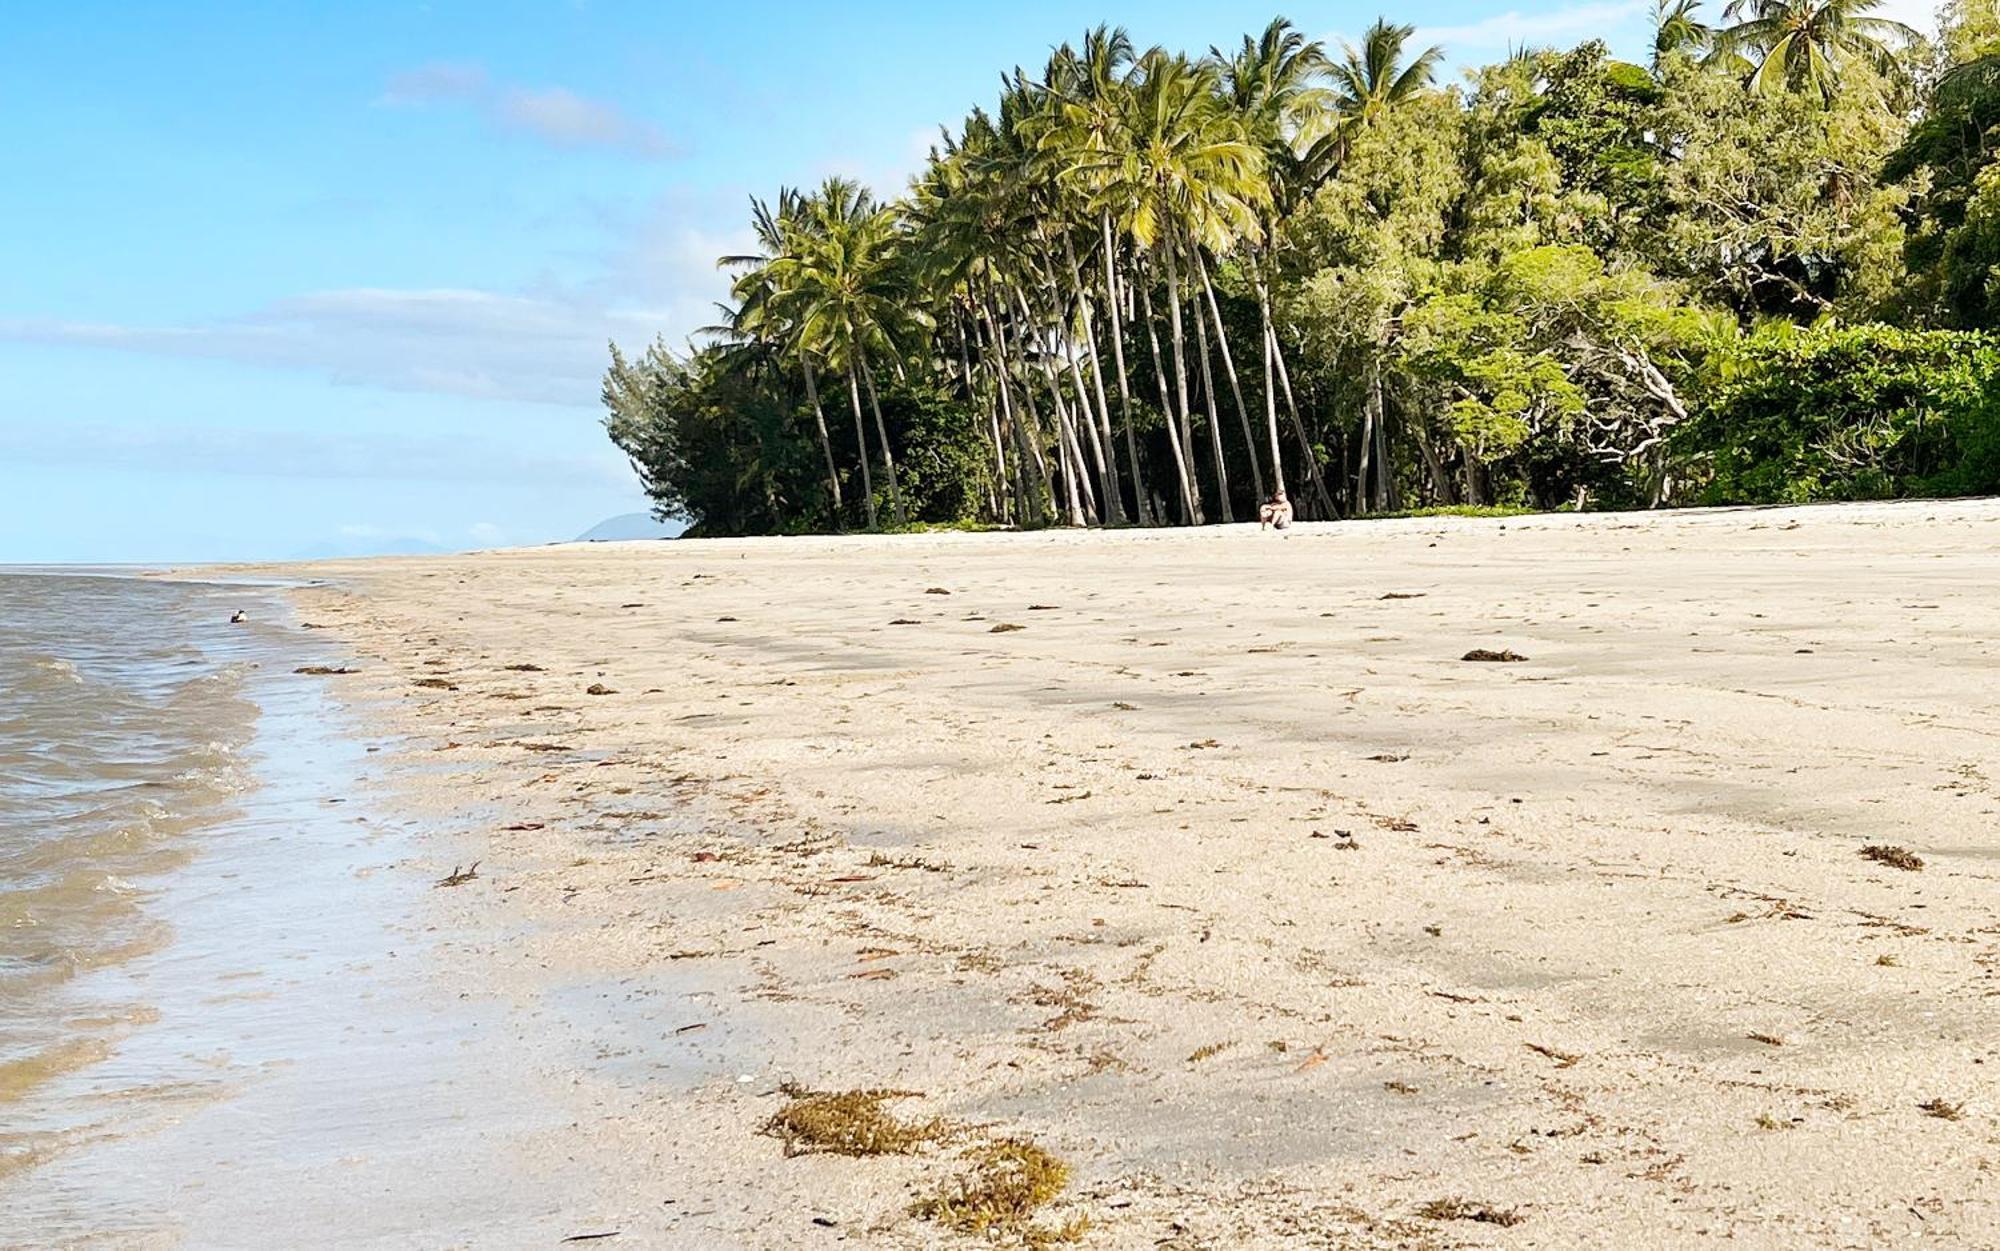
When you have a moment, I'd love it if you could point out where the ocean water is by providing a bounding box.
[0,573,265,1133]
[0,572,617,1249]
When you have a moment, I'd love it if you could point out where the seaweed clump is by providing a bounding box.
[1416,1197,1525,1227]
[1860,845,1924,872]
[913,1137,1085,1246]
[762,1083,945,1157]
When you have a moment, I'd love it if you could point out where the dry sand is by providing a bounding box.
[233,500,2000,1248]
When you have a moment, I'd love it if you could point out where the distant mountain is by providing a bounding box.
[575,512,684,542]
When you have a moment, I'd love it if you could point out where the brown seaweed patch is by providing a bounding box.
[762,1083,946,1157]
[1416,1197,1524,1227]
[1860,845,1924,872]
[913,1137,1083,1246]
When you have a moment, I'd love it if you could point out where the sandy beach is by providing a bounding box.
[223,500,1999,1248]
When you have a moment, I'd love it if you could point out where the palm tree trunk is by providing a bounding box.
[1161,240,1206,525]
[980,289,1051,524]
[1267,314,1336,518]
[1101,212,1154,526]
[1189,256,1234,522]
[1015,288,1093,525]
[845,363,877,529]
[1138,262,1199,525]
[1062,234,1125,524]
[955,313,1002,521]
[859,360,906,527]
[1251,262,1292,504]
[1194,250,1265,504]
[800,356,844,526]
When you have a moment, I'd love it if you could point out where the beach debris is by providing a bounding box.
[716,615,739,622]
[990,622,1026,633]
[1111,701,1138,710]
[503,663,543,671]
[888,618,922,625]
[1028,604,1060,611]
[559,1233,621,1243]
[1385,1080,1421,1094]
[1860,844,1924,872]
[413,677,456,690]
[1186,739,1220,749]
[925,586,951,594]
[1416,1198,1525,1227]
[293,665,357,675]
[1919,1098,1965,1121]
[619,602,645,608]
[229,610,248,624]
[1294,1048,1329,1072]
[763,1084,945,1157]
[1367,752,1409,763]
[1748,1032,1785,1047]
[501,821,545,831]
[1187,1040,1233,1063]
[1379,591,1426,600]
[1461,648,1529,662]
[912,1137,1082,1244]
[586,683,616,695]
[1526,1042,1580,1068]
[435,862,480,888]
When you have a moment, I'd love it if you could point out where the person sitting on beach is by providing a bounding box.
[1259,489,1293,531]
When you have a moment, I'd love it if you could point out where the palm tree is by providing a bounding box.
[1095,49,1267,522]
[766,178,918,528]
[717,189,844,523]
[1329,19,1443,515]
[1215,18,1343,515]
[1330,20,1446,129]
[1712,0,1916,100]
[1654,0,1716,67]
[1042,26,1156,524]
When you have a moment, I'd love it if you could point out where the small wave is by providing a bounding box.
[23,657,83,688]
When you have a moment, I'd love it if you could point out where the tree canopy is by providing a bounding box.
[608,4,2000,535]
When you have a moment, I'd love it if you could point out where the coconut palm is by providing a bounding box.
[716,189,845,523]
[1654,0,1717,67]
[765,178,917,528]
[1713,0,1917,99]
[1330,19,1446,129]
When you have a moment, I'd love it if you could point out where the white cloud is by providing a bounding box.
[0,287,675,406]
[1414,0,1652,54]
[0,420,630,487]
[379,61,677,160]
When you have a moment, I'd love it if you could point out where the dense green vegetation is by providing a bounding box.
[604,1,2000,535]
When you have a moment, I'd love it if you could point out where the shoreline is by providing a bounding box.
[1,577,623,1249]
[177,498,2000,1247]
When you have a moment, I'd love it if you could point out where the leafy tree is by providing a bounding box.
[1676,322,2000,500]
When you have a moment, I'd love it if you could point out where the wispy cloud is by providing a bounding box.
[1412,0,1651,55]
[380,60,678,160]
[0,420,629,488]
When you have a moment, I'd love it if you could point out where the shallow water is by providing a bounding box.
[0,573,607,1248]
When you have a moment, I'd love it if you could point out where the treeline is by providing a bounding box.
[604,1,2000,535]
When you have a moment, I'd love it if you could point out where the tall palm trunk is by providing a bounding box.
[1015,288,1093,525]
[980,288,1051,524]
[956,313,1002,521]
[859,360,906,526]
[1194,250,1265,504]
[1062,234,1125,524]
[1101,212,1154,525]
[1138,262,1200,525]
[1189,259,1234,522]
[1257,265,1335,519]
[800,356,844,526]
[845,363,878,528]
[1160,239,1206,525]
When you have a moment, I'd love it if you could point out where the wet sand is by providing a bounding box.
[213,500,2000,1247]
[1,583,612,1250]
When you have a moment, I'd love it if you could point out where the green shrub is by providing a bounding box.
[1674,323,2000,504]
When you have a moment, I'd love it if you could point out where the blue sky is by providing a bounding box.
[0,0,1932,562]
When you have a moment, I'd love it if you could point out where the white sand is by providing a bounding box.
[247,499,2000,1248]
